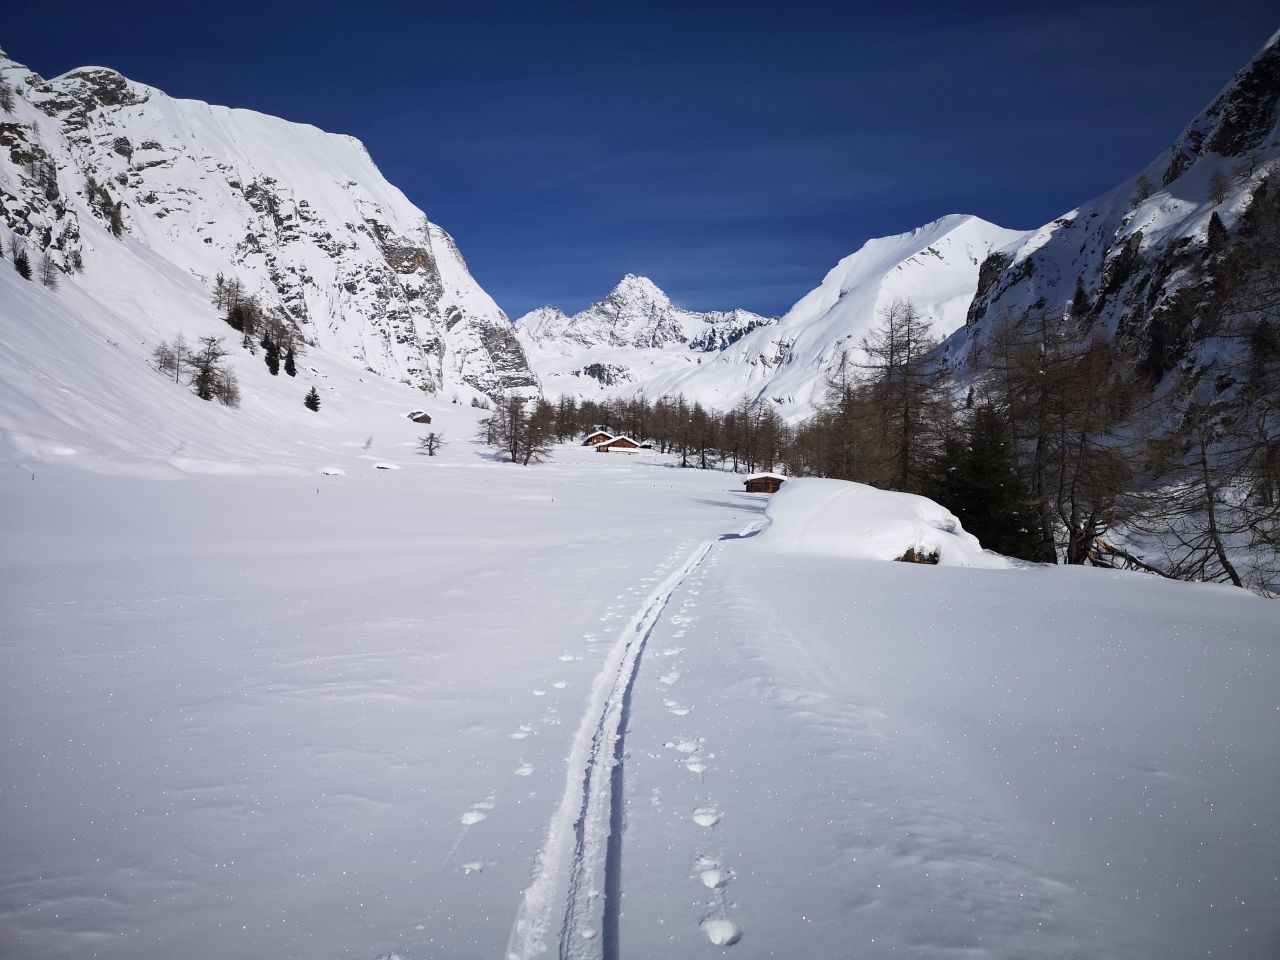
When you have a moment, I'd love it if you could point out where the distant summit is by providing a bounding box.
[516,217,1026,418]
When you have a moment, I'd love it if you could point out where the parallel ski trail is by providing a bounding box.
[505,538,716,960]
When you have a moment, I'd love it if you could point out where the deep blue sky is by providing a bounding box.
[2,2,1276,318]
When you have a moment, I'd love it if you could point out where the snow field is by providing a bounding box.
[0,447,765,960]
[1,446,1276,959]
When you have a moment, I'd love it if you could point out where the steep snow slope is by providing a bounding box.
[0,236,485,475]
[515,273,775,398]
[950,30,1280,377]
[519,217,1028,420]
[0,50,536,400]
[720,214,1028,417]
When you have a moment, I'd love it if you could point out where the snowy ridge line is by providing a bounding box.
[504,537,719,960]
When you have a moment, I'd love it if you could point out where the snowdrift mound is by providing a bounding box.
[759,478,1010,568]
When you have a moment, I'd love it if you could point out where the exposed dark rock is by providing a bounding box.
[895,547,940,565]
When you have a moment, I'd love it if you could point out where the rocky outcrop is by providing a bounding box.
[950,31,1280,383]
[0,51,536,401]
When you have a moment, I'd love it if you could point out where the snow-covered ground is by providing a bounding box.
[3,443,1277,960]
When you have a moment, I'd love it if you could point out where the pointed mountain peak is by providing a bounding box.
[606,273,670,303]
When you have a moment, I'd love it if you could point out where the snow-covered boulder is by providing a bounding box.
[758,478,1009,568]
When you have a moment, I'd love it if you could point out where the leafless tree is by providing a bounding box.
[38,253,59,288]
[152,333,192,384]
[480,394,555,464]
[1208,168,1230,205]
[856,299,949,491]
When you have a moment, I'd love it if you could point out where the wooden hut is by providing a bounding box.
[583,430,615,446]
[406,410,433,424]
[743,472,786,493]
[596,435,641,453]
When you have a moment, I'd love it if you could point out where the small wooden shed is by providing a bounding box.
[596,435,641,453]
[407,410,433,424]
[583,430,615,446]
[743,472,786,493]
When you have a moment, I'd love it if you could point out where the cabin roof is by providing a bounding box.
[744,472,787,481]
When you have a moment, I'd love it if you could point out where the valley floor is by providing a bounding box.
[1,444,1277,959]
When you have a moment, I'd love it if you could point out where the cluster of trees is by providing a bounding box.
[542,393,789,472]
[786,273,1275,589]
[84,175,124,237]
[1121,175,1280,590]
[480,390,791,473]
[479,395,557,464]
[211,273,300,377]
[3,235,62,287]
[153,334,241,406]
[148,276,323,412]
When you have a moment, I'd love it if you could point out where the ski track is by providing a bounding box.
[503,529,747,960]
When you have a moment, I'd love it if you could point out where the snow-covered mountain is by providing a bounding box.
[515,274,776,395]
[723,214,1029,417]
[519,33,1280,422]
[0,50,537,401]
[949,30,1280,379]
[519,217,1028,419]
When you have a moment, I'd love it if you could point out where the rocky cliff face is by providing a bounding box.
[0,52,537,400]
[950,31,1280,381]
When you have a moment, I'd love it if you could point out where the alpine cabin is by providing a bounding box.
[743,472,786,493]
[596,436,641,453]
[583,430,615,446]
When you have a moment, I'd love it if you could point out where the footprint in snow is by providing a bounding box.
[701,918,742,946]
[510,724,534,740]
[666,737,701,754]
[553,681,569,689]
[460,810,487,825]
[461,861,486,875]
[684,757,708,774]
[663,699,691,717]
[695,856,731,889]
[514,762,534,777]
[657,647,684,657]
[532,689,547,696]
[558,653,579,662]
[659,670,681,685]
[692,807,722,828]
